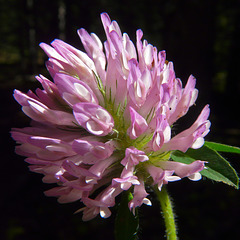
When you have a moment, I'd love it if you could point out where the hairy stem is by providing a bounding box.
[155,186,178,240]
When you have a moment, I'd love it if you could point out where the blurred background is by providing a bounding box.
[1,0,240,239]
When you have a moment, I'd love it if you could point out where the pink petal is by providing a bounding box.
[127,107,148,139]
[158,160,205,179]
[121,147,149,167]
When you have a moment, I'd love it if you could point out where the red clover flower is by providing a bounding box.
[12,13,240,240]
[11,13,211,221]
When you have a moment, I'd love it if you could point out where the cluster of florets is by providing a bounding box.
[12,13,210,221]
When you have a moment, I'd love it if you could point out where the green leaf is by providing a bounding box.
[205,141,240,154]
[114,191,139,240]
[171,145,239,189]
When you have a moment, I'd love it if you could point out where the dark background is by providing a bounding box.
[1,0,240,239]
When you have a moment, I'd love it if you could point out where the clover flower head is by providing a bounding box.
[12,12,210,221]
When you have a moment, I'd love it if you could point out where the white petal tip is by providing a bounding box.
[188,172,202,181]
[143,198,152,206]
[166,176,181,182]
[100,208,111,218]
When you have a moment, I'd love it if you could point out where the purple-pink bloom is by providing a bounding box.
[12,12,210,221]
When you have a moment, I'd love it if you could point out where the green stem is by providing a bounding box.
[155,186,178,240]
